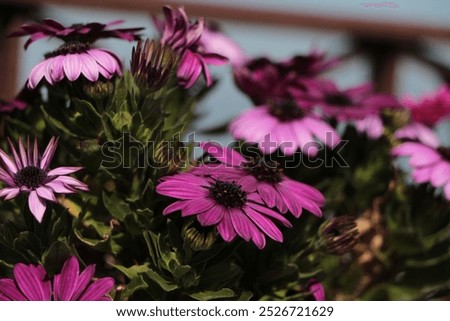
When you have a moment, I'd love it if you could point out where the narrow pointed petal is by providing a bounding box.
[71,265,96,300]
[0,187,20,200]
[14,264,51,301]
[244,206,284,242]
[40,137,58,170]
[217,210,236,242]
[0,279,27,301]
[47,167,83,176]
[36,186,57,202]
[53,257,80,301]
[0,148,18,175]
[78,277,114,301]
[197,205,224,226]
[7,138,22,170]
[27,60,48,89]
[28,191,47,223]
[18,138,28,168]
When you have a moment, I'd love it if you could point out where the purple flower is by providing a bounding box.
[200,26,246,68]
[0,137,88,222]
[392,132,450,201]
[156,169,293,249]
[155,6,228,88]
[304,80,398,121]
[10,19,142,49]
[308,280,326,301]
[27,42,122,89]
[196,142,325,218]
[230,101,340,156]
[402,85,450,127]
[395,123,440,148]
[0,257,114,301]
[234,52,337,105]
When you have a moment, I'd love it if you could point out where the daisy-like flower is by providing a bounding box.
[297,80,398,139]
[234,52,337,105]
[0,256,114,301]
[402,85,450,127]
[197,142,325,218]
[0,137,88,222]
[12,19,142,89]
[154,6,228,88]
[304,80,398,121]
[156,169,293,249]
[392,132,450,201]
[10,19,142,49]
[27,42,122,89]
[230,100,340,156]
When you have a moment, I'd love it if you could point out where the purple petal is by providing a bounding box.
[7,138,23,170]
[50,56,65,83]
[36,186,57,202]
[63,54,82,81]
[50,176,88,191]
[78,277,114,301]
[18,138,29,168]
[47,167,83,176]
[196,205,224,226]
[53,257,80,301]
[310,281,326,301]
[229,209,255,241]
[0,187,20,200]
[0,279,27,300]
[45,181,76,194]
[244,206,283,242]
[0,148,18,175]
[28,190,47,223]
[71,265,95,300]
[14,264,51,301]
[257,183,278,208]
[200,142,245,166]
[40,137,58,170]
[0,168,15,186]
[80,53,100,82]
[430,162,450,187]
[444,182,450,201]
[87,49,120,74]
[217,210,236,242]
[27,60,48,89]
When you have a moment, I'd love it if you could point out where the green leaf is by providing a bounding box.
[103,191,131,221]
[187,288,235,300]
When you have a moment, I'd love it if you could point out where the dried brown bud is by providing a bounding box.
[320,216,359,255]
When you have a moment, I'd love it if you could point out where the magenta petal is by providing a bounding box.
[47,167,83,176]
[63,54,82,81]
[36,186,57,202]
[78,277,114,301]
[217,210,236,242]
[0,148,18,174]
[28,190,47,223]
[310,281,326,301]
[80,53,100,82]
[180,198,216,216]
[0,279,27,300]
[246,202,292,227]
[27,60,48,89]
[430,162,450,187]
[40,137,58,170]
[229,209,255,241]
[196,205,224,226]
[200,142,245,166]
[71,265,95,300]
[53,257,80,301]
[244,206,283,242]
[0,187,20,200]
[50,56,65,83]
[257,183,278,208]
[14,264,51,301]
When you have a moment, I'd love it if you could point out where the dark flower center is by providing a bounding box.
[244,158,283,184]
[209,180,247,208]
[14,166,47,189]
[438,147,450,162]
[325,93,352,106]
[45,41,91,58]
[268,101,304,122]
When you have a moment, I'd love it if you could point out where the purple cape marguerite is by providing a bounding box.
[0,137,88,222]
[196,142,325,218]
[154,6,228,88]
[10,18,142,49]
[229,100,340,156]
[156,169,293,249]
[392,131,450,201]
[0,256,114,301]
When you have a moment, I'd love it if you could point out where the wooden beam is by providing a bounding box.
[1,0,449,40]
